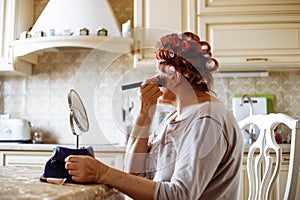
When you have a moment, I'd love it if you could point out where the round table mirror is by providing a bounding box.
[68,89,89,148]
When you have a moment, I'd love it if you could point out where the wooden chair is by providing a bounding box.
[238,113,299,200]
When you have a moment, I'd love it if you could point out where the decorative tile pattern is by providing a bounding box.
[2,52,300,144]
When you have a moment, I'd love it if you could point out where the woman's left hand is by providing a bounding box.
[65,155,109,183]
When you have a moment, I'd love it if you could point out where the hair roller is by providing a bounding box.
[154,32,219,92]
[160,36,169,49]
[181,40,191,52]
[171,34,180,47]
[200,41,211,52]
[205,59,216,70]
[180,32,200,42]
[196,42,202,53]
[168,49,175,58]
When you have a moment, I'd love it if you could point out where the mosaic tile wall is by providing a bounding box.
[213,71,300,118]
[2,53,300,144]
[0,1,299,144]
[1,50,135,144]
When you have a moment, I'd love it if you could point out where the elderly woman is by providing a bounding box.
[65,32,244,200]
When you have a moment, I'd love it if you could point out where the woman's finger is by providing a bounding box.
[65,155,79,162]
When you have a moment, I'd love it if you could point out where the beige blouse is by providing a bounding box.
[143,101,244,199]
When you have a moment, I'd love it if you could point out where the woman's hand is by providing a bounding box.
[65,155,109,183]
[139,77,162,114]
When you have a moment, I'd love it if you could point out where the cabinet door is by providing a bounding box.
[240,161,249,200]
[0,151,52,166]
[199,16,300,71]
[0,0,33,70]
[95,152,124,171]
[133,0,196,65]
[0,0,10,66]
[0,151,125,171]
[198,0,300,15]
[134,0,182,31]
[277,155,300,200]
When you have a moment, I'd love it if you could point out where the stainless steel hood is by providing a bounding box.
[8,0,133,76]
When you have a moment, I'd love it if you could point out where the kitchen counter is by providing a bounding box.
[0,165,124,200]
[243,143,291,154]
[0,142,290,153]
[0,143,126,171]
[0,143,126,152]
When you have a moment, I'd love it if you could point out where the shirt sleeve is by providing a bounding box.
[153,117,227,200]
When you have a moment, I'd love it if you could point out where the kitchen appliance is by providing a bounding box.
[232,95,271,144]
[232,97,268,121]
[0,119,31,142]
[30,0,120,36]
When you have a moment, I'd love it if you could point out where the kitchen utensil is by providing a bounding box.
[68,89,89,148]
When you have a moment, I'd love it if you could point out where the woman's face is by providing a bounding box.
[155,60,177,106]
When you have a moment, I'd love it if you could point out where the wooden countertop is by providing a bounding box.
[0,165,124,200]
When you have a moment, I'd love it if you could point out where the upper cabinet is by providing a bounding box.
[197,0,300,71]
[133,0,196,66]
[0,0,34,75]
[134,0,300,71]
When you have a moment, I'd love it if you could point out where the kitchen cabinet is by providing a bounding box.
[133,0,196,66]
[197,0,300,71]
[198,0,300,14]
[277,155,300,200]
[0,0,33,75]
[0,148,125,170]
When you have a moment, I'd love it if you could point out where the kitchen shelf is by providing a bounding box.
[9,36,134,74]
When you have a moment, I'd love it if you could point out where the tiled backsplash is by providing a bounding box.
[213,71,300,118]
[1,49,300,144]
[0,50,135,144]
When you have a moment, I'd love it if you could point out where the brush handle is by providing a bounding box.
[121,81,143,90]
[121,77,165,91]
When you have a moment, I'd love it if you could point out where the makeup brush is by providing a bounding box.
[121,77,166,91]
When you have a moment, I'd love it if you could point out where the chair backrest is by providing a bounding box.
[238,113,299,200]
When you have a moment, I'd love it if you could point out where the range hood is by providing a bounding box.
[8,0,133,76]
[30,0,120,36]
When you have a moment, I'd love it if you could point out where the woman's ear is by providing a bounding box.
[168,68,181,87]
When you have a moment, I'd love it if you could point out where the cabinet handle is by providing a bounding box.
[283,157,290,161]
[246,58,268,61]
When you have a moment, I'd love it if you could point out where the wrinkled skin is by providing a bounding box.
[65,155,107,183]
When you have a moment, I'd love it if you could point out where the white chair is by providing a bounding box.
[238,113,299,200]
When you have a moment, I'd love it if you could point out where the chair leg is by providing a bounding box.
[283,128,300,200]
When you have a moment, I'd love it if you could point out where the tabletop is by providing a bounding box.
[0,165,124,200]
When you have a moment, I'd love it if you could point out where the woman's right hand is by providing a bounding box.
[139,77,162,115]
